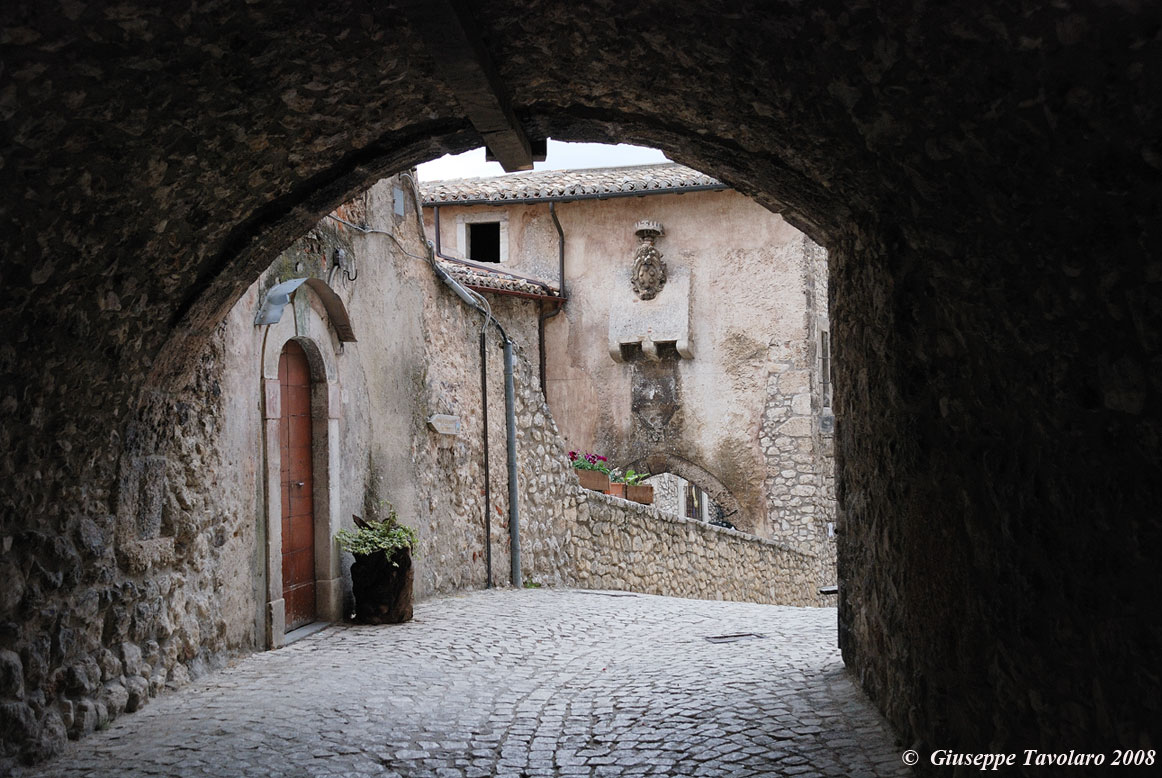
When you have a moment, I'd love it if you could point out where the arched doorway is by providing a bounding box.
[278,340,316,631]
[261,319,345,648]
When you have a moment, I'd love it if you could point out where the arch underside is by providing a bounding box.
[2,0,1158,759]
[634,453,748,531]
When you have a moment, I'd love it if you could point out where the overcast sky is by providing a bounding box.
[416,140,670,181]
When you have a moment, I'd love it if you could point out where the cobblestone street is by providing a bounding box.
[20,590,910,777]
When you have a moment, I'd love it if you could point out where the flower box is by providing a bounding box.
[576,469,610,492]
[626,484,654,505]
[606,482,626,499]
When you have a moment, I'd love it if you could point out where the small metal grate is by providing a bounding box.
[704,633,767,644]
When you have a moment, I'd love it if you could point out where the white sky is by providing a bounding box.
[416,140,670,182]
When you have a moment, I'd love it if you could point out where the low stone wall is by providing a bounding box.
[569,489,827,608]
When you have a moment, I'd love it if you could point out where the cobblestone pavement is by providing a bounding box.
[20,589,911,777]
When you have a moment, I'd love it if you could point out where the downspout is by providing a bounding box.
[429,198,520,588]
[538,201,566,395]
[504,338,520,587]
[479,330,492,587]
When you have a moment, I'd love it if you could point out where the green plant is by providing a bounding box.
[618,469,650,486]
[336,503,418,563]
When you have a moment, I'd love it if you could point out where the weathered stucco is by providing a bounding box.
[426,187,835,554]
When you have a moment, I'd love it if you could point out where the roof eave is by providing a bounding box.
[421,182,730,208]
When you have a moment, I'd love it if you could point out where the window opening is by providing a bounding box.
[619,342,644,361]
[655,340,680,360]
[685,483,703,520]
[468,221,501,263]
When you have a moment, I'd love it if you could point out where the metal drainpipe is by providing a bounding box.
[538,201,566,395]
[480,330,492,587]
[503,338,521,587]
[430,200,520,588]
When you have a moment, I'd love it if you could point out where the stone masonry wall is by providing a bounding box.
[570,490,827,608]
[805,236,837,590]
[758,233,835,584]
[409,290,579,594]
[409,296,828,612]
[0,322,257,768]
[645,472,682,517]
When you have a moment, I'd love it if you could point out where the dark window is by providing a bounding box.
[685,483,702,520]
[468,222,501,263]
[655,340,680,359]
[619,342,644,362]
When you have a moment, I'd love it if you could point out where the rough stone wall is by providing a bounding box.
[646,473,683,517]
[1,185,380,767]
[749,232,836,563]
[0,321,263,767]
[805,238,837,590]
[571,491,826,608]
[409,283,578,594]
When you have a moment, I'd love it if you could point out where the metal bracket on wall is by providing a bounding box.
[254,277,357,342]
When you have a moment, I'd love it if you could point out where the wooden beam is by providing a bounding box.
[401,0,536,172]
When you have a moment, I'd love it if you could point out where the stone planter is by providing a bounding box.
[626,484,654,505]
[576,469,610,492]
[606,482,626,499]
[350,547,413,624]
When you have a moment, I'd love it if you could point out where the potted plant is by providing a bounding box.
[623,469,654,505]
[569,451,611,492]
[606,470,626,499]
[336,506,418,624]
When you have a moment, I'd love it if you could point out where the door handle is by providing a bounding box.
[295,481,305,487]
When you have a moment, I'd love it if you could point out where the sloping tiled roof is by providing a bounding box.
[438,259,562,299]
[420,163,725,205]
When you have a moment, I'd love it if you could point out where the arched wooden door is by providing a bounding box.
[279,340,316,631]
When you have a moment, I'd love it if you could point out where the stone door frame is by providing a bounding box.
[260,292,344,648]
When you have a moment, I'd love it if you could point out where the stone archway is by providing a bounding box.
[1,2,1158,764]
[631,453,750,533]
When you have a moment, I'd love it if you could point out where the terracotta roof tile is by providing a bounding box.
[420,163,724,205]
[438,260,562,298]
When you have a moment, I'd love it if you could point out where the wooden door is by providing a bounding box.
[279,340,316,631]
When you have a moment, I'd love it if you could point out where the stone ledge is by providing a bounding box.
[575,487,815,559]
